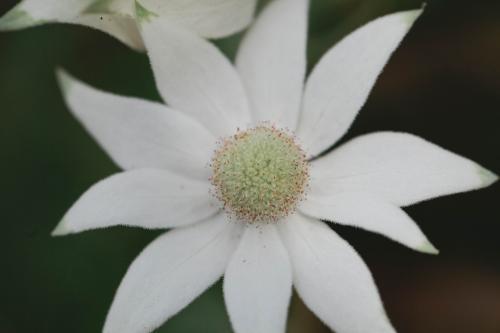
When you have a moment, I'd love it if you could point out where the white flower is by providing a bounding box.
[53,1,497,333]
[0,0,257,50]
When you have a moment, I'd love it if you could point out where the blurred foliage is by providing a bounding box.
[0,0,499,332]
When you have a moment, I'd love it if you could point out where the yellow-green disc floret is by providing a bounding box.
[211,125,309,223]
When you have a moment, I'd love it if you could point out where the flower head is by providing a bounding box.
[0,0,257,50]
[211,125,309,222]
[53,1,497,332]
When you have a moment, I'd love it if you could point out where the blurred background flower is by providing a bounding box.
[0,0,499,332]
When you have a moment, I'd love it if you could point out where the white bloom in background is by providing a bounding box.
[0,0,257,50]
[53,0,497,332]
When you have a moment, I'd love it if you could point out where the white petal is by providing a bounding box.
[57,70,215,179]
[104,214,243,333]
[236,0,308,129]
[297,9,423,157]
[0,0,94,30]
[72,13,144,51]
[93,0,135,17]
[0,0,144,50]
[300,193,438,254]
[139,0,257,39]
[224,224,292,333]
[310,132,498,207]
[52,168,218,236]
[280,214,395,333]
[139,15,251,137]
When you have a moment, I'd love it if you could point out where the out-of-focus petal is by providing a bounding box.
[0,0,144,50]
[139,0,257,39]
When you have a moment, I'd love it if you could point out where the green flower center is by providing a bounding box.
[211,125,309,223]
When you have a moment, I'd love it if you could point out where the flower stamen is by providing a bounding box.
[211,125,309,223]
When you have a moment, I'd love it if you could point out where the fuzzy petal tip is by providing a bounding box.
[402,8,424,26]
[478,166,499,187]
[134,0,157,23]
[417,240,440,255]
[55,68,74,95]
[51,219,72,237]
[0,8,37,31]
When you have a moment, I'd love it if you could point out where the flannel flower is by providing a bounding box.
[53,1,497,332]
[0,0,257,50]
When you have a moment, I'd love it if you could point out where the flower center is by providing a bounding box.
[211,125,309,223]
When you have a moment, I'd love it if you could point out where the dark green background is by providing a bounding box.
[1,0,499,332]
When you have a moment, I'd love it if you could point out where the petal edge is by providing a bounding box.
[297,9,423,157]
